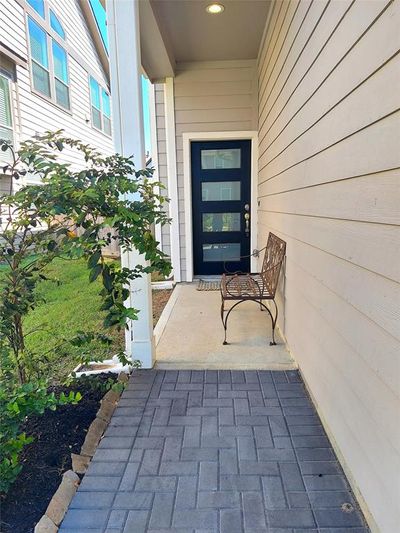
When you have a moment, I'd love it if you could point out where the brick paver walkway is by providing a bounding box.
[60,370,369,532]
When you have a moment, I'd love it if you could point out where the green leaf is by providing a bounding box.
[89,263,102,282]
[88,250,101,269]
[102,267,113,291]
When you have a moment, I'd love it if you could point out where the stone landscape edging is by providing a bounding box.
[34,371,129,533]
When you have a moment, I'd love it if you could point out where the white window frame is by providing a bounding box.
[0,71,14,146]
[89,75,112,137]
[0,67,17,169]
[25,6,71,113]
[49,8,66,39]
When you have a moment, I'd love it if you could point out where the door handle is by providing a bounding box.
[244,205,250,236]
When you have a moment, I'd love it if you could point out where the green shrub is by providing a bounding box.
[0,130,171,492]
[0,378,81,493]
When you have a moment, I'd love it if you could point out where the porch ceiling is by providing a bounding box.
[103,0,271,81]
[151,0,271,63]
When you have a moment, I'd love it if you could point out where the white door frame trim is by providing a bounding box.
[164,78,181,282]
[182,130,259,282]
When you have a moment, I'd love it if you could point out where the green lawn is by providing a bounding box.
[1,258,124,383]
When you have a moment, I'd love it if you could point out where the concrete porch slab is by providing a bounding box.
[155,284,296,370]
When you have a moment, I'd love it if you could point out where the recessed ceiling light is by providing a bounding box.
[206,3,225,14]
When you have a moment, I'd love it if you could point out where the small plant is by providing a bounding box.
[0,372,81,493]
[64,373,124,396]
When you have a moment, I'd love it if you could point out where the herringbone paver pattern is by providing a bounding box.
[60,370,369,532]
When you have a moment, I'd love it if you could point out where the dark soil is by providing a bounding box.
[0,375,115,533]
[0,291,172,533]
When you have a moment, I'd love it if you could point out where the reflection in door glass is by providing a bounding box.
[201,148,241,169]
[203,243,241,262]
[202,181,240,201]
[202,213,240,232]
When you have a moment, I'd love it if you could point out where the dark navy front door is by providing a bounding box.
[191,140,251,276]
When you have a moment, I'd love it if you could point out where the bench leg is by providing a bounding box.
[258,300,278,346]
[222,300,245,345]
[220,296,227,344]
[270,299,278,346]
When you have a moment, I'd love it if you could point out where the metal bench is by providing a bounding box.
[220,232,286,346]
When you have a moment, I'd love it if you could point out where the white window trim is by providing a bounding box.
[89,75,112,137]
[20,0,106,83]
[182,130,259,282]
[0,66,21,169]
[26,13,72,113]
[49,8,66,40]
[0,71,14,143]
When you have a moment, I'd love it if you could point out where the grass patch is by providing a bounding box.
[1,258,124,383]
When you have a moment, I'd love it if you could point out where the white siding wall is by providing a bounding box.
[172,60,258,279]
[0,0,113,175]
[257,1,400,531]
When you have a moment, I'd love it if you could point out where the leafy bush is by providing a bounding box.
[0,130,171,492]
[0,377,81,493]
[0,130,170,384]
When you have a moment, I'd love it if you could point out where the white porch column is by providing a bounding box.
[107,0,154,368]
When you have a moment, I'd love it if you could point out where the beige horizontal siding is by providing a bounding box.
[171,59,257,278]
[257,1,400,532]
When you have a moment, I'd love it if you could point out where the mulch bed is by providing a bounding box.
[153,289,173,325]
[0,375,114,533]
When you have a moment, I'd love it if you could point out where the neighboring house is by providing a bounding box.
[0,0,113,198]
[107,1,400,532]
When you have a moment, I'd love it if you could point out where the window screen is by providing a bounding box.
[52,40,70,109]
[28,17,50,97]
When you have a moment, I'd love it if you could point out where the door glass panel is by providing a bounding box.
[202,181,240,201]
[201,148,241,169]
[202,213,240,232]
[203,243,240,262]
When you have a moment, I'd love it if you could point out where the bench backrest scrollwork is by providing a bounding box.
[261,232,286,298]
